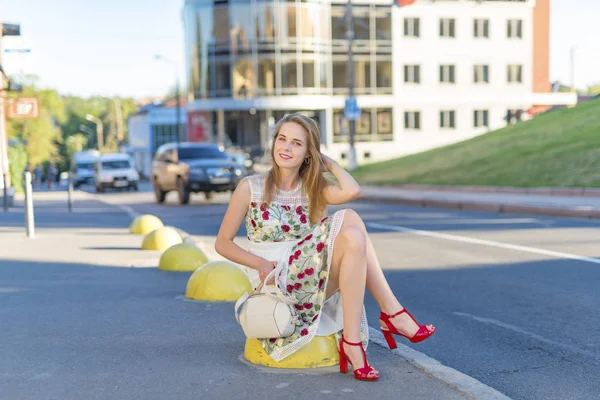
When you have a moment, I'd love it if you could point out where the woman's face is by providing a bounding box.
[273,122,309,170]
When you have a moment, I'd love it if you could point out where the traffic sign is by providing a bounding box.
[6,98,39,119]
[3,49,31,53]
[344,97,361,121]
[1,23,20,36]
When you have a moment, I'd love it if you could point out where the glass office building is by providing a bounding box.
[183,0,393,163]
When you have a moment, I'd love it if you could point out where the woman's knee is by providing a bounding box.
[342,209,366,230]
[338,226,366,256]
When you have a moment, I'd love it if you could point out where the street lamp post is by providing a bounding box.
[345,0,357,171]
[155,55,181,145]
[85,114,104,151]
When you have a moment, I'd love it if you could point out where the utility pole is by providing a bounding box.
[345,0,357,171]
[85,114,104,151]
[176,76,181,144]
[114,97,124,142]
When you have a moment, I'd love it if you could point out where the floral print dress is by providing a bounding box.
[244,174,369,362]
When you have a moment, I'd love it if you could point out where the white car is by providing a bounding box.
[94,153,140,193]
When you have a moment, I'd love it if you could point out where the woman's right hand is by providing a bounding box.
[258,260,278,284]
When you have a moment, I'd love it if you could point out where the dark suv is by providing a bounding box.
[151,142,247,204]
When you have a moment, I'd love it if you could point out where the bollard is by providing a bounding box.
[2,173,8,212]
[23,172,35,238]
[67,172,73,212]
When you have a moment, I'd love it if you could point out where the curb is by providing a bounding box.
[369,328,510,400]
[370,184,600,198]
[360,195,600,220]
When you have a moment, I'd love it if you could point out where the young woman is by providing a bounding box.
[215,114,435,381]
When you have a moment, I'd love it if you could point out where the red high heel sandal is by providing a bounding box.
[380,309,436,349]
[338,334,380,381]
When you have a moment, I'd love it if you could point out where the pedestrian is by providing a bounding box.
[215,114,435,381]
[47,163,57,190]
[34,165,42,188]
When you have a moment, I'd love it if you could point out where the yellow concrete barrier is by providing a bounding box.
[185,261,252,301]
[141,226,182,251]
[129,214,163,235]
[244,335,340,368]
[158,243,209,272]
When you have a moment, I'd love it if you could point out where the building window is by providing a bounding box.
[302,61,315,88]
[255,5,277,42]
[283,5,297,39]
[440,110,456,129]
[474,65,489,83]
[404,65,420,84]
[376,59,392,92]
[474,110,489,128]
[332,60,348,89]
[473,19,489,38]
[281,60,298,89]
[232,58,255,98]
[404,111,421,130]
[334,108,393,142]
[507,64,523,83]
[404,17,420,37]
[354,59,371,93]
[376,11,392,40]
[507,19,522,39]
[439,18,455,38]
[353,7,371,41]
[439,65,456,83]
[258,59,275,94]
[377,108,393,135]
[331,9,346,40]
[214,59,231,96]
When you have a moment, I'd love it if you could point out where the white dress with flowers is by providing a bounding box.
[244,174,369,362]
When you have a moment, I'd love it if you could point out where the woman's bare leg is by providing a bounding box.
[340,210,434,337]
[329,224,369,369]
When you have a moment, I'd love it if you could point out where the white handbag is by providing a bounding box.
[234,269,299,339]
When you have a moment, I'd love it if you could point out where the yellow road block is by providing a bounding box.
[244,335,340,368]
[158,243,209,272]
[141,226,182,251]
[129,214,163,235]
[185,261,252,301]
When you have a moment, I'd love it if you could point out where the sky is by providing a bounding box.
[0,0,597,99]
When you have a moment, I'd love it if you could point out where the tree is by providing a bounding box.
[586,83,600,95]
[6,77,66,168]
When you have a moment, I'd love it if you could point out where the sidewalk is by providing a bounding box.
[0,193,501,400]
[360,185,600,219]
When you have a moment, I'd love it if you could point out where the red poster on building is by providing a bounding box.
[186,111,212,142]
[395,0,416,6]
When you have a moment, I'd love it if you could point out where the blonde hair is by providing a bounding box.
[264,114,329,225]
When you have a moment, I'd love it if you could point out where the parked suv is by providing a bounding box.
[151,142,246,204]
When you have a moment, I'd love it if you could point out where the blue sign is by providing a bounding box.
[344,97,361,121]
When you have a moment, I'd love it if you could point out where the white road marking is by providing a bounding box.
[368,328,511,399]
[366,222,600,265]
[453,312,600,361]
[80,191,139,218]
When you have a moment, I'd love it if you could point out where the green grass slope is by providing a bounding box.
[352,99,600,187]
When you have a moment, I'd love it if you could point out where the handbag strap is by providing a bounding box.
[259,268,295,304]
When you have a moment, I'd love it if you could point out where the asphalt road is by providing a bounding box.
[84,182,600,400]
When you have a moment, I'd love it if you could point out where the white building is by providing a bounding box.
[183,0,575,165]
